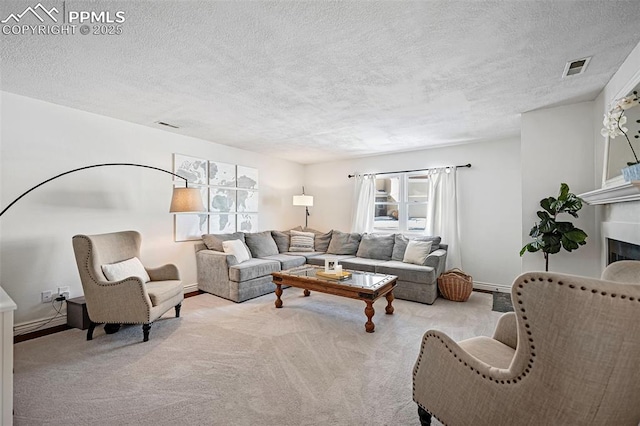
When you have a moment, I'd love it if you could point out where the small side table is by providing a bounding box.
[67,296,90,330]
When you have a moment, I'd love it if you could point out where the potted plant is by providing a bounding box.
[520,183,588,271]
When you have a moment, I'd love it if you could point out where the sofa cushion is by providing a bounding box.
[202,232,246,252]
[356,233,395,260]
[314,230,333,252]
[391,235,441,261]
[403,240,433,265]
[327,231,362,255]
[222,239,251,263]
[376,260,436,284]
[289,230,315,252]
[245,231,279,258]
[229,258,281,282]
[306,253,357,267]
[284,251,325,261]
[261,253,307,270]
[271,230,291,253]
[340,257,387,273]
[145,280,183,306]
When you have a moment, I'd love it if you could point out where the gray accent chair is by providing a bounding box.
[72,231,184,342]
[412,262,640,425]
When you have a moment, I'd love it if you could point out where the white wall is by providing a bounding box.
[595,40,640,264]
[0,92,305,325]
[521,101,600,277]
[304,138,522,290]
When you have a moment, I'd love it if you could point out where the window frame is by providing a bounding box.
[372,172,429,234]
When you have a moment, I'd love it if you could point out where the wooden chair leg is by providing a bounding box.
[175,303,182,318]
[418,406,432,426]
[87,321,97,341]
[142,323,152,342]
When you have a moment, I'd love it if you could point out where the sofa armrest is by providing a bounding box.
[197,249,239,267]
[146,264,180,281]
[424,249,447,277]
[492,311,517,349]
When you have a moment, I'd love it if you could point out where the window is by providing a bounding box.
[373,173,429,232]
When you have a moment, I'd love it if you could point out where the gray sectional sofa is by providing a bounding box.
[195,229,448,304]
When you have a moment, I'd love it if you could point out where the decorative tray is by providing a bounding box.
[316,270,352,281]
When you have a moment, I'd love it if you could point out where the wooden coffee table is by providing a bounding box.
[271,265,397,333]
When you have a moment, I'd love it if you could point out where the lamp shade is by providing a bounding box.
[292,194,313,207]
[170,187,206,213]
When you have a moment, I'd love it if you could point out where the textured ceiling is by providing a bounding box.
[2,1,640,164]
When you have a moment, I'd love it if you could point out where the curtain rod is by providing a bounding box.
[347,163,471,178]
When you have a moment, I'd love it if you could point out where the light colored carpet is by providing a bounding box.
[14,289,502,426]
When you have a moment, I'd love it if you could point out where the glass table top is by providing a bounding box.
[277,265,396,290]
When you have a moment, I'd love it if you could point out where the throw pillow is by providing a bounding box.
[326,231,362,255]
[202,232,246,252]
[289,230,315,252]
[392,234,442,261]
[403,240,433,265]
[271,230,291,253]
[245,231,279,258]
[222,239,251,263]
[101,257,150,283]
[356,233,395,260]
[314,230,333,252]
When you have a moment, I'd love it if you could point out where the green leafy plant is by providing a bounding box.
[520,183,588,271]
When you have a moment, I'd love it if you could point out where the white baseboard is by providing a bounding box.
[473,281,511,293]
[15,283,200,336]
[183,283,198,294]
[14,314,68,336]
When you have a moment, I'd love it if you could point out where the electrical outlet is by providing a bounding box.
[41,290,53,303]
[58,286,70,299]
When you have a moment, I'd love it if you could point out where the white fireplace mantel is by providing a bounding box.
[579,181,640,205]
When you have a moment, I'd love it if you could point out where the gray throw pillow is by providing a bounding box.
[356,233,395,260]
[327,231,362,255]
[314,230,333,252]
[271,230,291,253]
[289,230,315,252]
[202,232,246,252]
[392,234,442,261]
[245,231,279,258]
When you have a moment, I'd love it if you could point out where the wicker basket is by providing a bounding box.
[437,268,473,302]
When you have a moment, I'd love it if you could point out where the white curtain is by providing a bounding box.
[426,167,461,270]
[351,174,376,233]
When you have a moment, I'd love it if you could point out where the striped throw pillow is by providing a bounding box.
[289,230,315,252]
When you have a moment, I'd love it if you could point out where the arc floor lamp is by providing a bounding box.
[0,162,205,217]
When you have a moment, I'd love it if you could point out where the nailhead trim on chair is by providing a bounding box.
[77,235,151,324]
[413,273,639,425]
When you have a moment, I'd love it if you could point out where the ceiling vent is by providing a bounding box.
[562,57,591,78]
[155,121,180,129]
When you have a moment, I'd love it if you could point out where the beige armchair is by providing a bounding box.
[72,231,184,342]
[413,261,640,425]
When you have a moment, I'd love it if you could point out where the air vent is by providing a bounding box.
[562,57,591,78]
[155,121,180,129]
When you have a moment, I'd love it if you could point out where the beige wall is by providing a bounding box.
[0,92,305,325]
[304,138,523,291]
[520,102,600,277]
